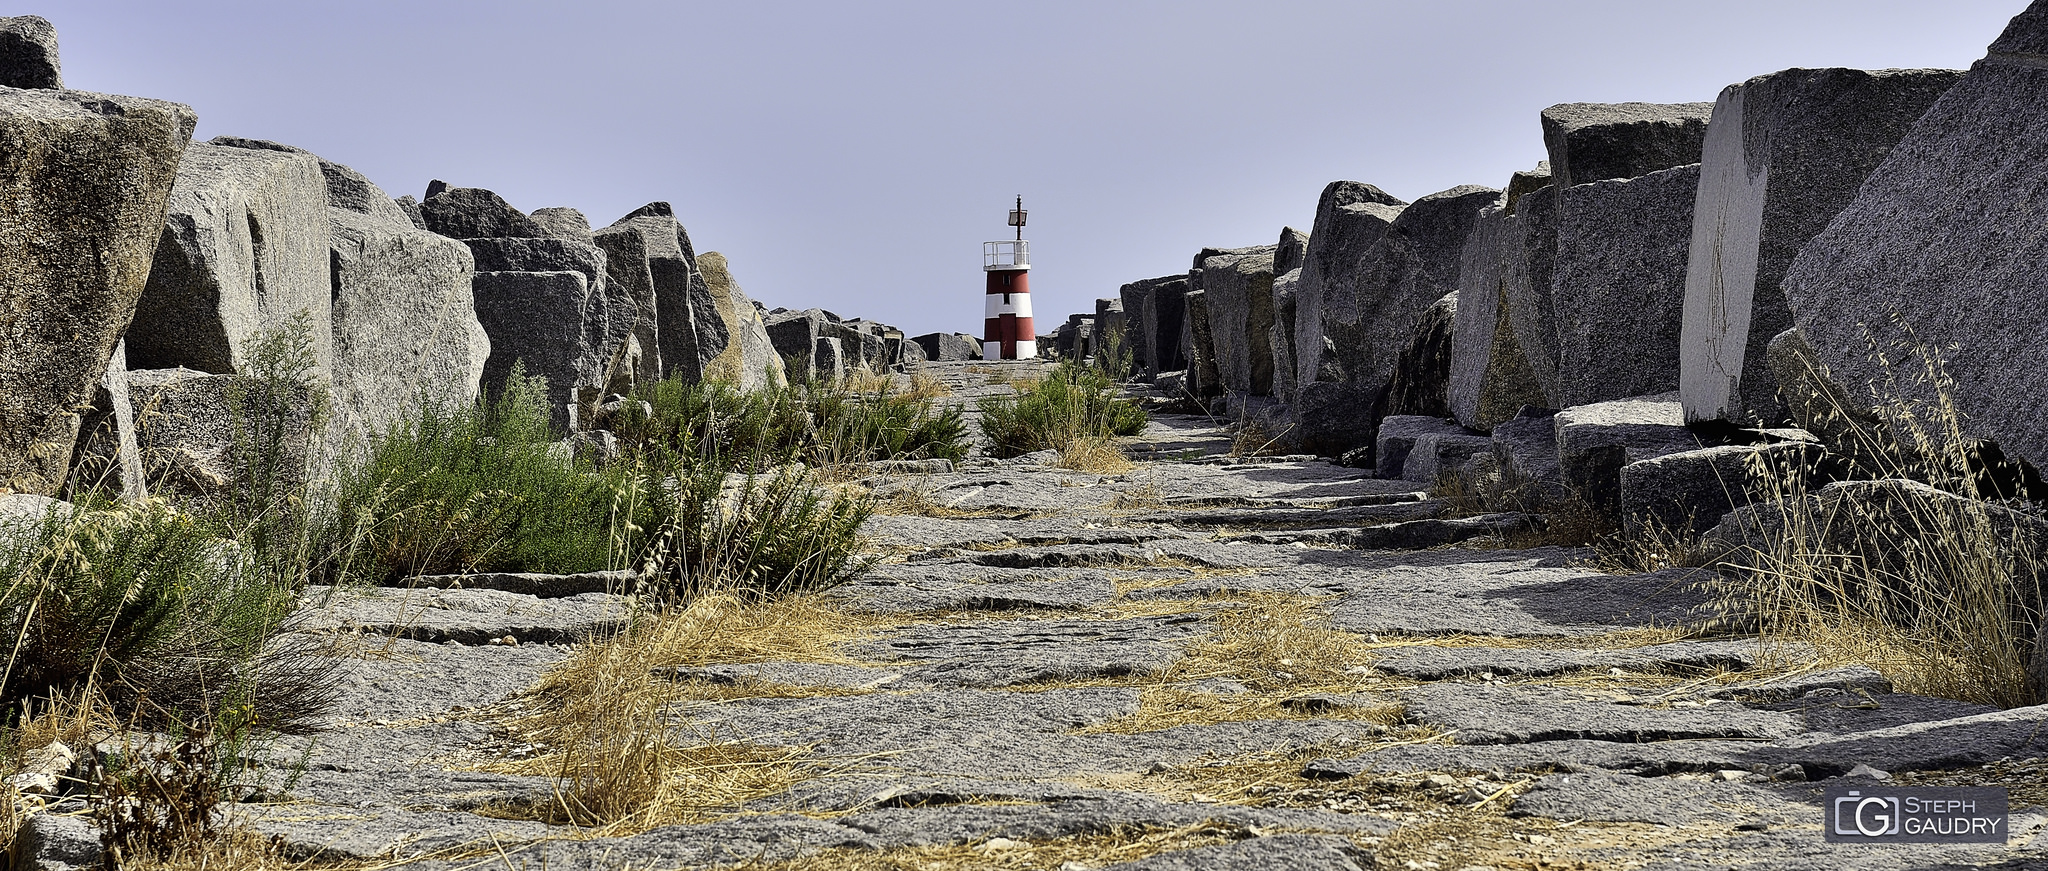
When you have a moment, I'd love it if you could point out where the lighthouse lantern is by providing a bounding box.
[983,196,1037,359]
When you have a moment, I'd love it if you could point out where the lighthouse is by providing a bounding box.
[983,196,1036,359]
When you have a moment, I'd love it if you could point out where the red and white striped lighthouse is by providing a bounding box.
[983,196,1036,359]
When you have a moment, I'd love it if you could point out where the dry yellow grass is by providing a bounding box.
[1054,436,1133,474]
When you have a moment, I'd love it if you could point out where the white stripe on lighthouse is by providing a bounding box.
[985,290,1032,319]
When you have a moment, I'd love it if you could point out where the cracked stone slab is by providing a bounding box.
[839,796,1391,850]
[965,539,1265,571]
[665,661,907,692]
[1769,702,2048,777]
[1303,737,1768,780]
[397,570,633,597]
[387,814,873,870]
[1121,501,1444,530]
[1401,683,1803,743]
[1372,640,1769,680]
[1118,462,1424,504]
[1759,692,1996,737]
[1508,771,1810,826]
[829,565,1117,613]
[245,804,554,863]
[853,615,1202,688]
[1322,557,1722,637]
[1610,819,2047,871]
[1103,834,1373,871]
[296,586,632,644]
[1703,664,1893,703]
[308,635,568,722]
[1228,514,1532,550]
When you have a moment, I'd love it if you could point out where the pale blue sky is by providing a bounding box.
[51,1,2023,337]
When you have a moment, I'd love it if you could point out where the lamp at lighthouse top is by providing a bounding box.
[985,195,1029,271]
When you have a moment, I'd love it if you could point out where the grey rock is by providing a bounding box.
[1491,408,1565,498]
[1290,380,1382,458]
[0,15,60,88]
[1553,393,1703,516]
[1401,429,1493,484]
[1540,101,1713,189]
[1770,701,2048,776]
[1374,640,1768,680]
[388,814,870,871]
[1778,9,2048,470]
[1619,440,1834,536]
[1379,288,1461,421]
[1509,771,1807,826]
[1269,267,1302,402]
[1198,252,1277,395]
[666,661,906,692]
[1375,415,1468,480]
[602,203,728,386]
[1401,682,1803,743]
[129,143,334,377]
[1293,180,1406,391]
[1704,664,1893,703]
[65,339,147,498]
[206,137,414,227]
[853,615,1201,688]
[1316,186,1497,430]
[528,206,593,243]
[0,86,196,492]
[1127,274,1189,376]
[1180,288,1222,399]
[295,586,633,645]
[312,634,567,722]
[1679,68,1960,426]
[831,564,1116,614]
[327,207,490,452]
[471,270,612,429]
[1449,201,1549,431]
[393,194,425,228]
[815,336,846,382]
[695,252,785,388]
[767,308,867,379]
[1091,296,1129,366]
[128,368,317,506]
[400,570,633,598]
[1230,513,1532,551]
[1502,183,1564,401]
[1550,163,1702,407]
[1325,555,1720,638]
[418,186,544,239]
[14,812,98,871]
[1275,225,1311,275]
[912,331,980,362]
[1104,835,1371,871]
[247,805,553,863]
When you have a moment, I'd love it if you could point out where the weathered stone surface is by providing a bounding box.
[1316,186,1497,417]
[695,252,784,388]
[129,143,332,376]
[1275,226,1311,275]
[1539,101,1712,189]
[1491,408,1565,497]
[1374,640,1767,680]
[418,186,543,239]
[1704,664,1892,703]
[1375,415,1468,480]
[1401,430,1493,484]
[1778,9,2048,470]
[314,635,568,721]
[1091,296,1128,365]
[471,270,608,428]
[1294,181,1406,390]
[1502,184,1564,401]
[296,586,632,645]
[0,87,194,495]
[1553,393,1703,515]
[1619,440,1832,536]
[854,615,1200,688]
[127,368,316,504]
[1449,202,1548,431]
[327,207,490,451]
[912,331,979,361]
[401,570,632,598]
[1130,275,1188,377]
[1402,683,1803,743]
[528,206,593,243]
[1380,289,1459,420]
[1509,771,1808,826]
[1679,68,1960,427]
[601,203,726,384]
[1180,288,1222,399]
[815,336,846,382]
[205,137,414,227]
[1269,267,1302,401]
[1290,380,1380,458]
[0,15,60,89]
[393,194,425,228]
[1550,163,1701,407]
[768,308,862,379]
[1198,252,1277,396]
[1105,835,1371,871]
[1322,554,1719,638]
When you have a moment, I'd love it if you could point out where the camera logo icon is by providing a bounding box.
[1833,791,1901,837]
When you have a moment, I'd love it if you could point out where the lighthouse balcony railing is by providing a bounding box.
[983,240,1029,270]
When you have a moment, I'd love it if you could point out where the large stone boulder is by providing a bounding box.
[1090,297,1128,368]
[1317,185,1498,408]
[912,332,979,362]
[1502,184,1564,402]
[766,308,866,380]
[1778,2,2048,470]
[1121,274,1187,377]
[693,252,784,389]
[419,185,545,239]
[529,207,594,244]
[0,15,61,89]
[1269,267,1302,402]
[594,203,725,384]
[1381,290,1460,420]
[1680,68,1960,427]
[1447,200,1547,432]
[0,87,194,495]
[1197,252,1277,397]
[1179,288,1223,400]
[471,270,614,428]
[127,142,333,377]
[127,368,317,509]
[1292,181,1406,390]
[204,136,414,227]
[1375,415,1469,480]
[1275,226,1310,274]
[1539,102,1713,189]
[1550,163,1702,408]
[1553,393,1704,517]
[1620,440,1833,537]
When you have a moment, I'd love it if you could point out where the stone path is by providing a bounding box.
[41,360,2043,871]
